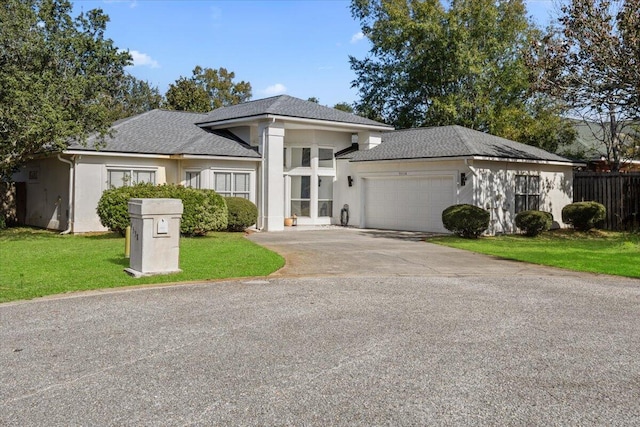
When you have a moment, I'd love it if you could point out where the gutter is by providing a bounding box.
[57,154,75,234]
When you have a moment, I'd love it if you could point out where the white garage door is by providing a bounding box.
[363,176,455,232]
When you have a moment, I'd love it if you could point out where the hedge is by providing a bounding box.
[97,183,228,236]
[225,197,258,232]
[561,201,606,231]
[442,204,490,238]
[515,210,552,237]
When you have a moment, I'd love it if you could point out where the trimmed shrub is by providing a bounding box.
[97,183,228,236]
[442,204,490,238]
[515,210,552,237]
[561,201,606,231]
[225,197,258,232]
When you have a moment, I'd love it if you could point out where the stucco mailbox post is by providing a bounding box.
[125,198,183,278]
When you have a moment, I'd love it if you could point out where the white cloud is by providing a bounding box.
[350,31,365,44]
[129,50,160,69]
[263,83,287,96]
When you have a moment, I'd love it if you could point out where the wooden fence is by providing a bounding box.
[573,172,640,230]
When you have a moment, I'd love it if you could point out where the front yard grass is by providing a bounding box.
[0,228,284,303]
[428,230,640,278]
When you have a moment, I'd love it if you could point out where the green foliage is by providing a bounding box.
[165,66,252,112]
[109,75,163,120]
[96,183,228,236]
[0,0,132,179]
[562,202,606,231]
[442,204,490,238]
[0,215,6,230]
[333,102,355,113]
[225,197,258,232]
[527,0,640,169]
[349,0,574,152]
[165,77,211,112]
[515,210,553,236]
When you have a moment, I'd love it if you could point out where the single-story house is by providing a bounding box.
[11,95,579,234]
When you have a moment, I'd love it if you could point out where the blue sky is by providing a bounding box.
[72,0,557,108]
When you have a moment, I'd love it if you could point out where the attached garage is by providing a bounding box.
[362,175,455,232]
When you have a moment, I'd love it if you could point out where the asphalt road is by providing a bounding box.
[2,229,639,425]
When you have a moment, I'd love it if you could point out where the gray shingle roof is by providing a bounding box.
[350,125,574,163]
[67,110,260,158]
[197,95,393,129]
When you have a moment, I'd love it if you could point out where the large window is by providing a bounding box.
[515,175,540,213]
[214,172,251,199]
[290,175,311,217]
[185,171,201,189]
[318,176,333,217]
[107,169,156,188]
[318,148,334,168]
[291,147,311,168]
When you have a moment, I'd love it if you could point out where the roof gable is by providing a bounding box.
[197,95,392,129]
[350,125,573,163]
[67,109,260,158]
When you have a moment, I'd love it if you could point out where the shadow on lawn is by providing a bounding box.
[108,257,129,267]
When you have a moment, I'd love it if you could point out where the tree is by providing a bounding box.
[0,0,131,179]
[165,77,210,112]
[165,66,252,112]
[110,75,163,120]
[349,0,575,152]
[334,102,355,113]
[307,97,320,103]
[527,0,640,170]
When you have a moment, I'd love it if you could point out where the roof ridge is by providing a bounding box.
[449,125,473,152]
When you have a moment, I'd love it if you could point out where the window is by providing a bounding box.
[318,148,334,168]
[185,171,201,189]
[290,175,311,217]
[107,169,156,188]
[515,175,540,213]
[318,176,333,217]
[214,172,251,199]
[291,147,311,168]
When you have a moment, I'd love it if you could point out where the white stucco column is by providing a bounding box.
[261,122,285,231]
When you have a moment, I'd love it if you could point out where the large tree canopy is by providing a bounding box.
[165,66,252,112]
[527,0,640,169]
[349,0,575,152]
[109,75,163,121]
[0,0,131,179]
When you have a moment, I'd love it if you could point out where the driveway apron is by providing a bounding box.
[248,227,585,278]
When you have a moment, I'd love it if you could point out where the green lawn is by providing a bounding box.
[428,230,640,278]
[0,228,284,303]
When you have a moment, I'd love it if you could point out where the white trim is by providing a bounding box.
[351,155,582,167]
[180,155,260,162]
[64,150,172,159]
[199,114,393,132]
[63,150,260,162]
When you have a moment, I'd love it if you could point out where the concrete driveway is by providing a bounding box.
[248,227,585,277]
[2,228,639,425]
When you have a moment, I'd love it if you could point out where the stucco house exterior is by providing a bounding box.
[12,95,579,234]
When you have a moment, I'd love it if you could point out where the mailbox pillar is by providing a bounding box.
[125,198,183,278]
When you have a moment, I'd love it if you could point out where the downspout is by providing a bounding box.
[57,154,75,234]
